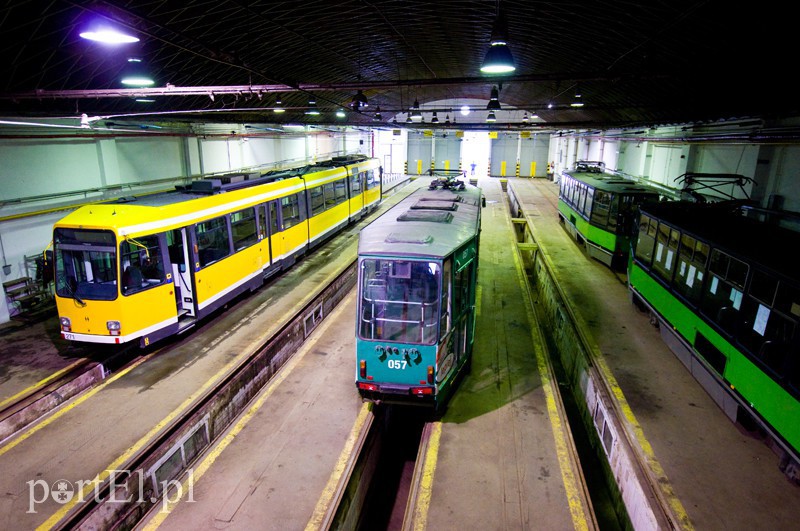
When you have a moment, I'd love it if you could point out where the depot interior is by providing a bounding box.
[0,2,797,324]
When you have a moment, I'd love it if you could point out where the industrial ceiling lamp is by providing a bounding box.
[480,1,516,74]
[305,96,321,115]
[374,106,382,121]
[486,86,501,111]
[351,90,369,111]
[410,99,423,122]
[522,111,529,123]
[336,108,346,118]
[570,85,584,107]
[273,94,285,113]
[431,111,439,123]
[80,28,139,44]
[486,111,497,122]
[120,57,154,86]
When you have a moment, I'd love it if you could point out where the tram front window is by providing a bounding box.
[54,228,118,301]
[359,259,440,345]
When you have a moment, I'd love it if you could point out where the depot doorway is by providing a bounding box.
[460,132,491,181]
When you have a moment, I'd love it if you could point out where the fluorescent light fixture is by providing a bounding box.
[135,98,155,103]
[283,124,305,130]
[336,108,346,118]
[80,29,139,44]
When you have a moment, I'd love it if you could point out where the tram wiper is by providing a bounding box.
[64,276,86,307]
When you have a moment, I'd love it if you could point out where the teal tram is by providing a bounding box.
[558,161,663,269]
[355,179,482,409]
[629,200,800,479]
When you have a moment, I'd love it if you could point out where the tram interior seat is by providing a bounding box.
[717,306,743,335]
[122,266,143,293]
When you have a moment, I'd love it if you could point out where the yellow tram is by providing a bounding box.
[53,155,382,346]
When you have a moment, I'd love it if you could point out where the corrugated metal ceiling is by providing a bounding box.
[0,1,793,131]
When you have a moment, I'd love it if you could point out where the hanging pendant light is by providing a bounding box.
[486,86,501,111]
[480,2,516,74]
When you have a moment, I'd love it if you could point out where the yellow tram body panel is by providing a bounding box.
[194,243,262,310]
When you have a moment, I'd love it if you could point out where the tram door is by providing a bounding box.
[167,228,196,317]
[267,200,283,263]
[351,168,364,216]
[257,203,273,268]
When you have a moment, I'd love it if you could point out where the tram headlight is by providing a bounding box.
[107,320,121,336]
[59,317,71,332]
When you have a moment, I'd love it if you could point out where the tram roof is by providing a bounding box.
[358,182,482,259]
[562,171,663,196]
[640,200,800,281]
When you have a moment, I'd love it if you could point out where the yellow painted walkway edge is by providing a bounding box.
[509,227,591,531]
[305,402,372,530]
[0,359,87,410]
[410,422,442,531]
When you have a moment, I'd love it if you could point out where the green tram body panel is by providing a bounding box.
[558,169,662,267]
[629,200,800,461]
[355,183,482,408]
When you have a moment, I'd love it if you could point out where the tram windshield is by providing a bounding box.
[359,259,440,345]
[54,228,117,301]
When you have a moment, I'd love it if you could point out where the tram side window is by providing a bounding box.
[584,188,594,219]
[634,215,657,265]
[231,208,258,251]
[651,222,680,283]
[323,182,336,207]
[607,195,619,231]
[591,190,612,229]
[309,185,325,215]
[351,172,362,194]
[737,271,797,376]
[257,204,268,239]
[701,249,749,335]
[196,216,231,267]
[120,235,165,295]
[281,193,304,229]
[672,233,708,304]
[366,170,379,190]
[334,178,347,204]
[577,183,587,215]
[439,259,452,338]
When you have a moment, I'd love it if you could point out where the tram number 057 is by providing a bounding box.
[387,359,408,369]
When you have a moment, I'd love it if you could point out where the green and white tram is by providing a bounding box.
[558,161,662,269]
[629,200,800,478]
[355,181,482,409]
